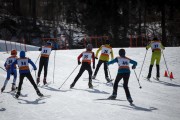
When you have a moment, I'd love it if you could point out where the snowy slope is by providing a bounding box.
[0,43,180,120]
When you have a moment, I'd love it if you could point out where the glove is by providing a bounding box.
[132,65,136,69]
[95,57,98,59]
[146,47,148,50]
[11,72,14,75]
[78,61,81,65]
[34,68,37,70]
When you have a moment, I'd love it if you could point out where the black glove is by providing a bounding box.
[95,57,98,59]
[78,61,81,65]
[93,65,95,69]
[146,47,148,50]
[34,68,37,70]
[132,65,136,69]
[11,72,14,75]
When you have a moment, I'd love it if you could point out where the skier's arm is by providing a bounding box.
[130,59,137,69]
[11,60,17,71]
[92,52,95,68]
[28,59,37,70]
[77,53,83,64]
[4,61,7,67]
[110,49,114,60]
[160,43,165,50]
[95,46,102,58]
[107,57,118,65]
[146,43,151,50]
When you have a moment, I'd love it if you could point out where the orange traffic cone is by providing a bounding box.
[169,72,174,79]
[164,70,168,77]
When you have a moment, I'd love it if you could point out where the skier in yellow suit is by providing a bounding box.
[92,39,114,82]
[146,37,165,80]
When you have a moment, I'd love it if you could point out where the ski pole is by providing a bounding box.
[133,69,142,89]
[53,50,56,83]
[58,65,79,89]
[138,50,147,79]
[162,51,171,80]
[0,67,6,72]
[34,70,37,78]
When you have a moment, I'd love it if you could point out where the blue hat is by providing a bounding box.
[20,51,25,58]
[46,41,52,46]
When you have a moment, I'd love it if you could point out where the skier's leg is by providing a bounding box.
[87,65,93,88]
[26,73,38,90]
[123,73,132,102]
[16,74,25,97]
[70,65,85,88]
[92,60,103,78]
[12,69,17,91]
[109,74,122,99]
[156,53,161,78]
[103,61,109,78]
[43,59,49,84]
[37,58,44,78]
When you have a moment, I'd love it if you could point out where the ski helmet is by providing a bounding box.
[153,37,158,41]
[46,41,52,46]
[86,44,93,51]
[119,49,125,57]
[11,49,17,55]
[20,51,26,58]
[105,39,110,44]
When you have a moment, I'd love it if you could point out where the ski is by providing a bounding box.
[38,95,51,99]
[143,77,152,82]
[39,82,51,87]
[153,77,160,81]
[95,98,124,101]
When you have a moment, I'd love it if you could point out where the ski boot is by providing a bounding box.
[92,75,96,79]
[70,82,75,89]
[106,77,111,83]
[43,78,47,85]
[1,86,5,93]
[11,83,16,91]
[88,82,93,89]
[36,77,40,85]
[127,96,133,104]
[15,92,20,98]
[36,89,43,97]
[108,94,117,100]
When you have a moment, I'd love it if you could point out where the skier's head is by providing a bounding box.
[86,44,93,51]
[20,51,26,58]
[11,49,17,55]
[105,39,110,44]
[153,37,158,41]
[119,49,125,57]
[46,41,52,46]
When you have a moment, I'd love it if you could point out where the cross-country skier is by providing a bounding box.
[107,49,137,103]
[70,44,95,89]
[92,39,114,82]
[1,50,18,92]
[146,37,165,80]
[36,41,53,85]
[11,51,43,98]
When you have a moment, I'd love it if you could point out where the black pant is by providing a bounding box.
[17,73,38,93]
[38,57,49,78]
[113,73,131,98]
[73,63,92,84]
[93,60,108,78]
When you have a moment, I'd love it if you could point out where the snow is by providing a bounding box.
[0,40,180,120]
